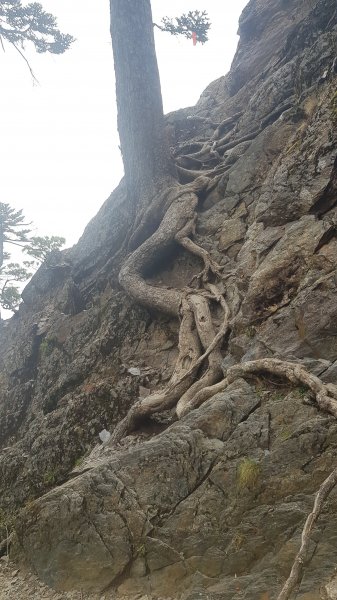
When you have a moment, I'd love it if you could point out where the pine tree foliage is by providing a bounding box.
[24,235,66,262]
[0,262,33,311]
[157,10,210,44]
[0,202,65,313]
[0,1,74,54]
[0,203,30,267]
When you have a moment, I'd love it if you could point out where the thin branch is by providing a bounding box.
[12,41,39,85]
[153,22,165,31]
[277,467,337,600]
[3,239,28,248]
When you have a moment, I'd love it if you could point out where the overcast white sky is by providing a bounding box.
[1,0,248,248]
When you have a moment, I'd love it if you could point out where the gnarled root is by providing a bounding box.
[119,179,208,316]
[109,298,201,444]
[185,378,229,413]
[176,233,223,283]
[112,176,233,443]
[226,358,337,417]
[177,291,230,417]
[110,289,230,443]
[176,163,230,184]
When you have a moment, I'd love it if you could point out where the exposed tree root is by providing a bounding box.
[175,155,208,169]
[109,288,230,444]
[109,298,202,444]
[128,182,183,251]
[184,377,229,413]
[176,163,230,183]
[176,225,223,283]
[176,140,221,164]
[276,467,337,600]
[172,140,207,156]
[176,292,229,417]
[211,111,243,141]
[111,174,233,443]
[119,178,207,316]
[226,358,337,417]
[215,129,260,154]
[174,124,258,185]
[171,112,243,160]
[259,98,294,130]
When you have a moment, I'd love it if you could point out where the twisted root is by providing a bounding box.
[226,358,337,417]
[111,176,231,443]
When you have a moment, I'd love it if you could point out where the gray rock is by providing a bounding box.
[218,218,246,251]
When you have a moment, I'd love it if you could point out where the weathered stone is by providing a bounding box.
[325,575,337,599]
[218,218,246,251]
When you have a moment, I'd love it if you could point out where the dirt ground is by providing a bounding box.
[0,557,171,600]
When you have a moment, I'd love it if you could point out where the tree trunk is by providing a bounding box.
[107,1,230,443]
[109,0,173,209]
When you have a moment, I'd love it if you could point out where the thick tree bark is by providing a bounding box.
[109,0,173,209]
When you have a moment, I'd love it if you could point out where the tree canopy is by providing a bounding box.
[0,1,74,78]
[155,10,210,44]
[0,203,30,268]
[0,1,74,54]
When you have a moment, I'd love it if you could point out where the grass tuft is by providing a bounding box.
[237,458,261,490]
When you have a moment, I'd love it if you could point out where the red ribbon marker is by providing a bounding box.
[192,31,197,46]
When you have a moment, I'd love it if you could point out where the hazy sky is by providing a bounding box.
[1,0,248,248]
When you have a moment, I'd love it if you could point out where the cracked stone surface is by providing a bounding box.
[0,558,172,600]
[13,380,337,598]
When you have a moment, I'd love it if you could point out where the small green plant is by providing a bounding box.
[40,336,56,357]
[246,325,256,338]
[272,391,285,402]
[254,383,267,399]
[237,458,261,490]
[136,543,146,557]
[74,455,85,468]
[294,385,308,398]
[43,468,58,486]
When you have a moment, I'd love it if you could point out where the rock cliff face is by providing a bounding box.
[1,0,337,598]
